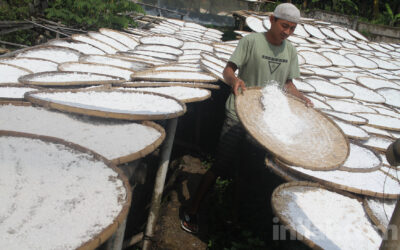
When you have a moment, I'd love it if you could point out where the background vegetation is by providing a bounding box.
[264,0,400,27]
[0,0,143,47]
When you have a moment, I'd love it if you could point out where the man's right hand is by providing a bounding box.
[232,78,246,96]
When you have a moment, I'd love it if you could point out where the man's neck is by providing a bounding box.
[265,31,283,46]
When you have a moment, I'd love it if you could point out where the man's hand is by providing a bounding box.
[304,97,314,108]
[223,62,246,95]
[232,78,246,96]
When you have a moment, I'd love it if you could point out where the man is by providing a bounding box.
[181,3,312,234]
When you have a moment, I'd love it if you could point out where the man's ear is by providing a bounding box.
[270,15,275,23]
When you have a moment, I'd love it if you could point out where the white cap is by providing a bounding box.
[273,3,301,23]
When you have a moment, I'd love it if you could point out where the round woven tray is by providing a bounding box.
[235,87,349,171]
[115,86,212,104]
[0,130,131,250]
[0,102,165,165]
[363,196,396,235]
[131,70,218,83]
[276,157,400,199]
[18,71,125,87]
[25,88,187,121]
[338,141,382,173]
[271,181,378,250]
[0,83,41,101]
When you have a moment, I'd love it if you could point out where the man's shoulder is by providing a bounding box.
[284,39,297,52]
[240,32,265,43]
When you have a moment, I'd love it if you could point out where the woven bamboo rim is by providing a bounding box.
[308,68,342,78]
[379,168,400,183]
[99,28,140,44]
[199,59,225,83]
[338,141,382,173]
[25,88,187,121]
[0,101,165,164]
[0,83,41,101]
[344,54,378,70]
[80,54,155,69]
[376,87,400,109]
[131,70,218,83]
[115,52,165,65]
[275,157,399,199]
[363,134,395,153]
[150,63,201,72]
[271,181,362,250]
[298,50,333,67]
[0,62,33,75]
[18,71,125,86]
[58,62,135,74]
[115,81,220,90]
[331,118,370,141]
[320,109,368,125]
[265,156,300,182]
[0,130,131,250]
[341,83,386,104]
[139,35,184,48]
[114,86,211,104]
[363,197,396,234]
[126,50,178,61]
[0,56,58,68]
[235,87,349,171]
[135,44,183,56]
[16,45,82,59]
[354,112,400,132]
[71,34,117,54]
[87,31,122,51]
[306,80,355,99]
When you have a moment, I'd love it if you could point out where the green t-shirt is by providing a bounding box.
[226,32,300,120]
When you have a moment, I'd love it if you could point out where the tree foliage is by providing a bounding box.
[45,0,144,30]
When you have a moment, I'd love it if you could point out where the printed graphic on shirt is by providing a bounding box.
[262,55,288,74]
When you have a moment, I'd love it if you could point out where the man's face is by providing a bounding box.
[270,16,297,42]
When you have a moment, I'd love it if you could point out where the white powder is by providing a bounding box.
[72,35,117,54]
[322,51,355,67]
[27,72,118,82]
[133,71,217,82]
[80,55,150,71]
[129,50,177,61]
[88,32,129,51]
[292,79,315,92]
[0,87,37,99]
[362,135,394,151]
[305,67,342,78]
[305,96,332,109]
[48,40,105,55]
[303,24,326,39]
[31,91,184,115]
[341,83,386,103]
[298,51,332,67]
[361,125,393,137]
[59,62,133,80]
[0,57,58,73]
[0,105,162,161]
[288,164,400,197]
[99,29,139,50]
[354,113,400,131]
[365,197,396,230]
[372,58,399,70]
[332,119,370,139]
[140,36,184,48]
[0,136,126,250]
[181,42,213,52]
[277,186,381,250]
[261,83,307,145]
[123,86,209,102]
[334,28,357,41]
[246,16,267,32]
[358,76,400,90]
[16,48,80,63]
[344,54,378,69]
[322,109,367,124]
[377,88,400,108]
[305,78,354,98]
[0,64,30,83]
[326,99,377,113]
[135,45,183,56]
[153,65,201,72]
[342,143,380,170]
[201,53,227,68]
[320,27,343,40]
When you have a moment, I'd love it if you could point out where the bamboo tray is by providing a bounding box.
[0,103,165,164]
[235,87,349,171]
[25,88,186,121]
[0,131,131,250]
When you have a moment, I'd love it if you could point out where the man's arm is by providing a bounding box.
[284,79,313,107]
[223,62,246,96]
